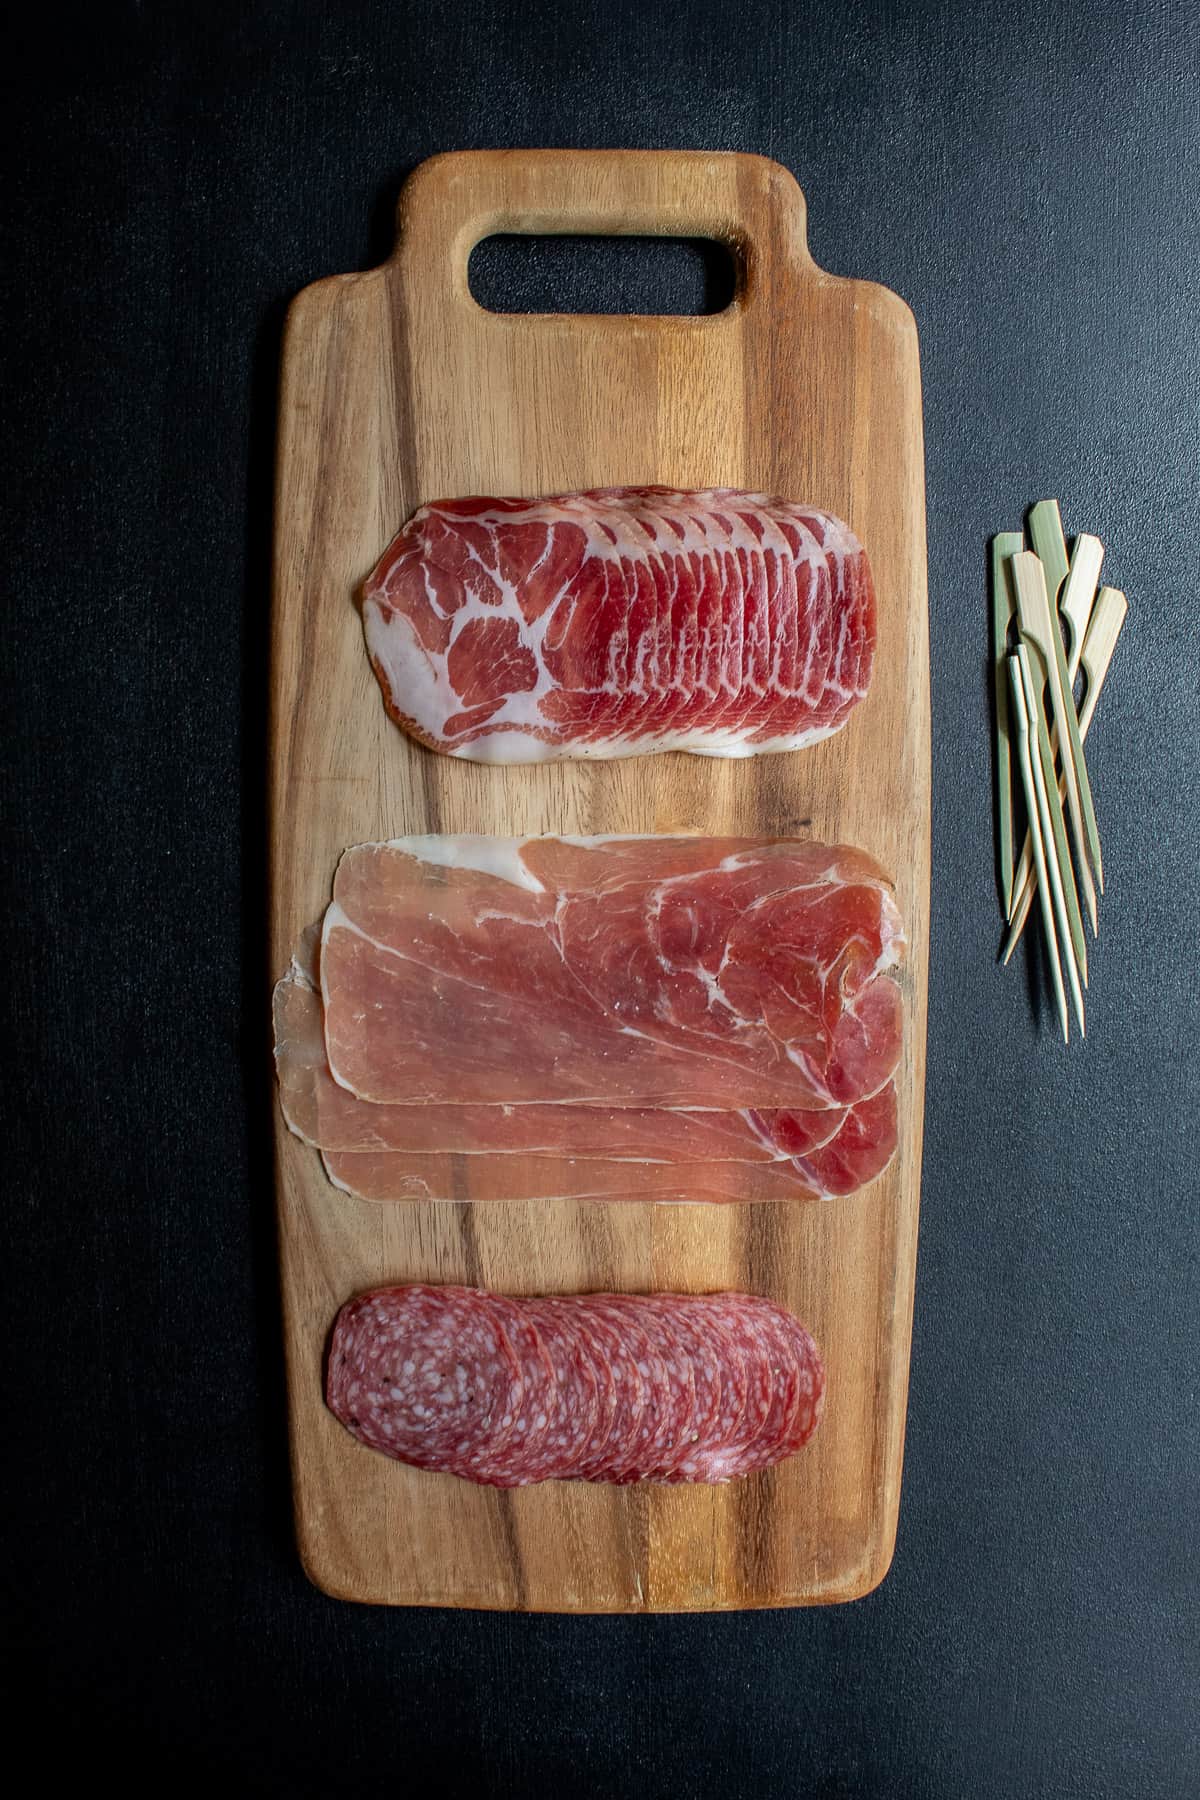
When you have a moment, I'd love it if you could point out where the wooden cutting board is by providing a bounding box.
[269,150,929,1610]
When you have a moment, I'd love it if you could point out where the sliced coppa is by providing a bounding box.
[361,487,874,762]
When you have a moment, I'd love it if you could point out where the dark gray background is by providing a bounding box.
[5,2,1198,1792]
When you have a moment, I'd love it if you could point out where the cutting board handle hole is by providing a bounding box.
[467,235,738,317]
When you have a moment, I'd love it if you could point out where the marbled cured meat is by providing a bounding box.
[362,488,875,762]
[326,1286,825,1486]
[317,1088,897,1203]
[320,835,904,1111]
[274,969,891,1176]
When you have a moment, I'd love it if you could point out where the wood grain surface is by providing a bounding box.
[269,149,929,1611]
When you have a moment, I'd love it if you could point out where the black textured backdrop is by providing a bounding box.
[5,2,1199,1793]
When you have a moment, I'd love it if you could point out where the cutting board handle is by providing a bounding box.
[392,150,814,309]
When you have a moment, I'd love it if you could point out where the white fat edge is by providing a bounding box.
[317,901,373,1100]
[823,608,853,703]
[374,835,546,893]
[444,714,850,763]
[766,508,826,697]
[685,717,846,757]
[270,992,321,1155]
[440,724,738,763]
[874,894,908,973]
[320,1151,387,1201]
[277,1094,322,1152]
[364,603,461,743]
[288,920,322,989]
[554,830,705,846]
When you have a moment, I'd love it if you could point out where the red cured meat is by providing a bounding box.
[317,1102,895,1203]
[664,1298,754,1481]
[274,971,852,1162]
[320,835,904,1111]
[361,488,875,763]
[636,1297,724,1452]
[453,1294,559,1488]
[797,1084,899,1197]
[273,964,897,1201]
[512,1301,604,1484]
[324,1285,522,1478]
[582,1296,685,1483]
[568,1303,648,1483]
[326,1286,825,1486]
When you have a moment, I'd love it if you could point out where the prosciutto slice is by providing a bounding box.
[274,970,896,1200]
[362,488,875,762]
[276,972,851,1158]
[320,835,904,1111]
[319,1088,898,1205]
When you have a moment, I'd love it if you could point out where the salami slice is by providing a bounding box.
[570,1301,647,1483]
[724,1304,808,1477]
[326,1285,522,1474]
[518,1299,605,1483]
[633,1297,718,1478]
[593,1295,695,1482]
[457,1293,559,1488]
[325,1286,824,1486]
[761,1305,826,1460]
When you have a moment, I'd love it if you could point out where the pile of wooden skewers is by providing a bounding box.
[993,499,1127,1040]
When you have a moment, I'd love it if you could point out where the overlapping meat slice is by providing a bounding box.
[454,1294,559,1488]
[319,835,904,1111]
[275,968,876,1166]
[325,1287,826,1487]
[514,1300,605,1483]
[361,487,875,761]
[324,1285,522,1478]
[320,1147,852,1204]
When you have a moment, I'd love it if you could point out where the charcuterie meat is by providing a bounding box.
[318,1089,897,1203]
[274,969,896,1199]
[362,488,875,762]
[326,1285,825,1486]
[320,834,904,1110]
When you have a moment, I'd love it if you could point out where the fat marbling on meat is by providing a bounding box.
[362,487,875,762]
[318,834,905,1112]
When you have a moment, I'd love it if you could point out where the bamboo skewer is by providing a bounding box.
[1011,551,1100,936]
[1017,647,1085,1036]
[1008,555,1090,986]
[1020,651,1087,1032]
[1005,532,1104,929]
[1059,533,1104,677]
[1009,652,1070,1042]
[1025,505,1106,896]
[1047,570,1106,897]
[1004,587,1126,958]
[992,532,1024,917]
[1028,500,1071,618]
